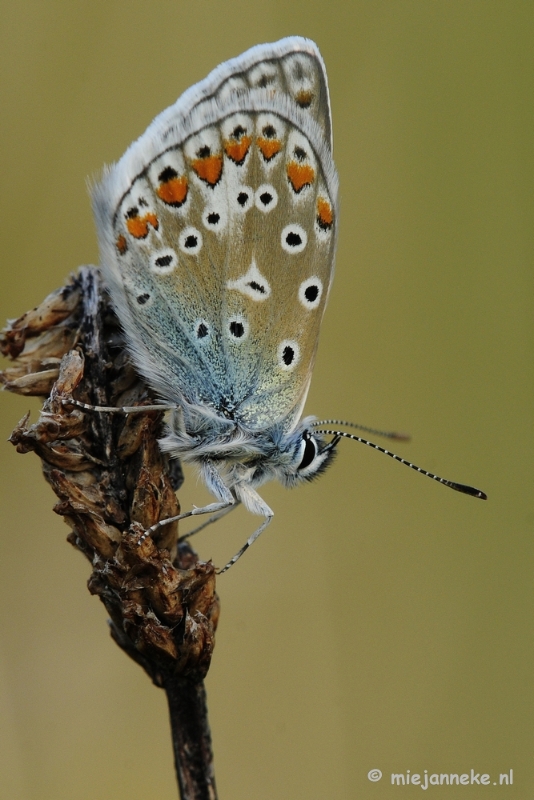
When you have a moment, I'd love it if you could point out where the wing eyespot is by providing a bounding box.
[227,260,271,302]
[281,224,307,253]
[235,188,253,212]
[298,277,323,309]
[255,184,278,213]
[150,249,176,274]
[195,319,211,340]
[277,339,300,371]
[178,227,203,255]
[227,316,249,341]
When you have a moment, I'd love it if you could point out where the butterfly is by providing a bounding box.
[90,37,486,572]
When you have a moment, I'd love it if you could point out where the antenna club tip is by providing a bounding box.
[390,432,411,442]
[459,484,487,500]
[449,481,487,499]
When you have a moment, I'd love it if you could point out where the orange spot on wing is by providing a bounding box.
[317,197,333,229]
[224,135,251,164]
[191,154,223,185]
[116,234,127,255]
[287,161,315,193]
[156,175,188,206]
[126,212,159,239]
[257,137,282,161]
[295,90,313,108]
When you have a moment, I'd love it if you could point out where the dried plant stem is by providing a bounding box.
[1,266,218,799]
[166,680,217,800]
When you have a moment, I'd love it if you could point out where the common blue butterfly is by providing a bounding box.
[89,37,485,572]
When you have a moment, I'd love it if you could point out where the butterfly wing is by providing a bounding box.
[92,37,338,433]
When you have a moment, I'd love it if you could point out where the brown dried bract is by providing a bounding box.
[1,267,219,684]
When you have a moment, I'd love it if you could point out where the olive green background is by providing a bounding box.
[0,2,532,798]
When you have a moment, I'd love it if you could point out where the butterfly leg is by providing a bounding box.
[138,461,235,543]
[61,397,178,414]
[217,485,274,574]
[180,501,241,542]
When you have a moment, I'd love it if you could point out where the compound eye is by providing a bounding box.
[298,432,317,471]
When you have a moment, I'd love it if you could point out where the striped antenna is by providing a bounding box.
[314,429,487,500]
[312,419,410,441]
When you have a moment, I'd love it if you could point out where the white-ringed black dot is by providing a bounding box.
[281,224,307,253]
[226,260,271,301]
[178,226,203,255]
[230,320,244,338]
[226,315,249,340]
[150,248,177,274]
[138,197,148,207]
[277,339,300,371]
[194,318,211,341]
[282,345,294,365]
[126,206,138,219]
[294,146,307,161]
[237,191,249,206]
[197,145,211,158]
[155,254,173,268]
[255,183,278,213]
[298,276,323,309]
[232,125,246,138]
[263,124,276,138]
[202,206,227,231]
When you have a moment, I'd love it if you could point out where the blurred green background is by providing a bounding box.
[0,2,532,798]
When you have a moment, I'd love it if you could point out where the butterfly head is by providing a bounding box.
[267,419,340,489]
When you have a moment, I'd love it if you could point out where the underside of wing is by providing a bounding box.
[93,37,338,433]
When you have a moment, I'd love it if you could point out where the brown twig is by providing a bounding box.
[1,266,218,800]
